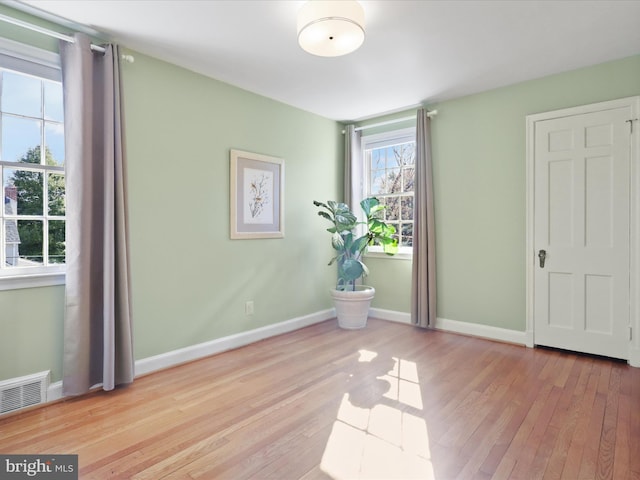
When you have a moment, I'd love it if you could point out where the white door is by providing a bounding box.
[533,105,632,359]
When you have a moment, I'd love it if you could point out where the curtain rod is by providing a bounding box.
[342,110,437,134]
[0,13,135,63]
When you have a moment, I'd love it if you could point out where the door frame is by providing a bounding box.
[525,96,640,366]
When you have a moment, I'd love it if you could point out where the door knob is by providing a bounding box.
[538,249,546,268]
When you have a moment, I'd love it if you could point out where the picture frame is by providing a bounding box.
[230,149,284,239]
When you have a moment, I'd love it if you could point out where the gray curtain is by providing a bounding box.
[60,34,134,395]
[344,124,362,209]
[411,108,436,328]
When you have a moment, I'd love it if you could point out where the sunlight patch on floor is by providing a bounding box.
[321,355,435,479]
[358,349,378,363]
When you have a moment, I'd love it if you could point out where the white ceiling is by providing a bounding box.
[11,0,640,122]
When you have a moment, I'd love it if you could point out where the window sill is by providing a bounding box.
[0,272,65,291]
[365,249,413,260]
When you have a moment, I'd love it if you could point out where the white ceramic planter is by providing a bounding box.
[330,285,375,330]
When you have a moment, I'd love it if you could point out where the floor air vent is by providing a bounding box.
[0,371,49,414]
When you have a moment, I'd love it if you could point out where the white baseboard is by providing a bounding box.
[629,345,640,367]
[369,310,638,366]
[369,308,528,346]
[135,308,334,377]
[435,317,529,345]
[47,381,63,402]
[46,308,335,404]
[369,308,411,324]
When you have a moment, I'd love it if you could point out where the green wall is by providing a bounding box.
[0,285,65,380]
[368,54,640,331]
[124,53,341,359]
[0,6,341,382]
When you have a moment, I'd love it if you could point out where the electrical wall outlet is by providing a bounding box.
[245,301,254,315]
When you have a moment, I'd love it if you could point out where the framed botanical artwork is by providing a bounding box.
[230,149,284,239]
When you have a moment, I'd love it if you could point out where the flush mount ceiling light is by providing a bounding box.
[297,0,365,57]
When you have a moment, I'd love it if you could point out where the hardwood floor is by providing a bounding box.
[1,318,639,479]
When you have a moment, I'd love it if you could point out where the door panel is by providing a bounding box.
[548,159,573,246]
[585,274,612,334]
[548,272,573,328]
[585,155,613,247]
[534,106,630,359]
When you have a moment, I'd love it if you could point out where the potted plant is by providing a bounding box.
[313,198,398,329]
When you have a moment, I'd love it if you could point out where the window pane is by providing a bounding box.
[401,196,414,220]
[44,123,64,165]
[4,168,43,215]
[1,115,41,163]
[4,220,20,266]
[387,169,401,193]
[389,223,399,243]
[378,147,392,168]
[44,80,63,122]
[371,150,384,170]
[16,219,43,266]
[48,173,65,215]
[48,220,65,264]
[386,196,399,221]
[396,143,415,166]
[371,169,385,195]
[1,71,41,117]
[401,223,413,247]
[3,178,17,214]
[403,167,415,192]
[389,146,402,167]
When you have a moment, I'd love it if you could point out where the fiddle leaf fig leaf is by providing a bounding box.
[360,197,379,216]
[351,236,369,256]
[369,204,386,218]
[368,219,386,234]
[361,262,369,277]
[335,212,357,230]
[332,232,344,250]
[382,238,399,255]
[340,258,365,282]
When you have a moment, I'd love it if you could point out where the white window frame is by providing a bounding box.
[0,39,65,290]
[361,127,416,259]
